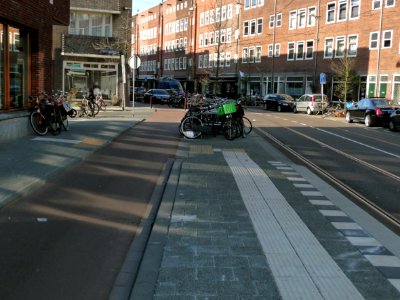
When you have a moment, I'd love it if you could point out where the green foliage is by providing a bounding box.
[330,57,359,102]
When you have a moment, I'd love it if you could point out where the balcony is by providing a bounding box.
[62,34,119,56]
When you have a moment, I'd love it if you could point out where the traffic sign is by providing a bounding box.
[320,73,326,85]
[128,55,141,69]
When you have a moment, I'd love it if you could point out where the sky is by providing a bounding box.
[132,0,160,14]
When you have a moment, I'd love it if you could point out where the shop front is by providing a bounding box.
[63,61,118,102]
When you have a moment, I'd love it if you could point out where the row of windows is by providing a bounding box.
[244,0,264,9]
[370,30,393,49]
[141,60,157,72]
[198,52,232,68]
[139,27,157,41]
[165,38,188,52]
[199,4,234,27]
[165,18,189,35]
[164,57,187,71]
[139,44,157,56]
[287,41,315,60]
[165,1,187,14]
[242,46,262,63]
[68,12,112,37]
[324,35,358,58]
[289,7,316,29]
[199,29,232,47]
[243,18,263,36]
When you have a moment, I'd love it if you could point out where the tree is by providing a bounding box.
[330,56,359,102]
[202,1,236,96]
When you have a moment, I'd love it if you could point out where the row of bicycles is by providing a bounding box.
[180,98,252,140]
[29,91,108,136]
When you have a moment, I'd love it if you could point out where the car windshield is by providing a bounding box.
[277,94,293,101]
[372,99,389,106]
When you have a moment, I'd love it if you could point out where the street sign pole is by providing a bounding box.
[128,55,141,117]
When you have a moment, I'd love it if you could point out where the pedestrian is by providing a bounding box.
[87,88,95,103]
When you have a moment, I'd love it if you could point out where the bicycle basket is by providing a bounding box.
[216,101,237,116]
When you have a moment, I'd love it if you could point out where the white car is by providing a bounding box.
[293,94,328,115]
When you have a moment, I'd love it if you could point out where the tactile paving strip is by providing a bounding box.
[268,160,400,293]
[223,150,364,300]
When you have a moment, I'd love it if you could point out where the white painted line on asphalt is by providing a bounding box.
[331,222,362,230]
[294,183,314,188]
[223,150,365,300]
[32,137,81,144]
[388,279,400,293]
[315,127,400,159]
[319,210,347,217]
[309,200,333,206]
[346,236,382,247]
[287,177,307,181]
[301,190,323,197]
[364,255,400,267]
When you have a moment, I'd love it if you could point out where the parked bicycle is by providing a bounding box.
[78,96,99,117]
[29,92,62,135]
[96,93,107,111]
[180,99,252,140]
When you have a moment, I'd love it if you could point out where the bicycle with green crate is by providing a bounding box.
[180,99,252,140]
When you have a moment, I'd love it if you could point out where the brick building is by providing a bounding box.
[134,0,400,103]
[53,0,132,106]
[0,0,70,112]
[0,0,69,142]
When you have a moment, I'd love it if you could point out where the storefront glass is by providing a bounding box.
[64,61,118,100]
[0,25,28,110]
[0,24,4,109]
[9,26,28,109]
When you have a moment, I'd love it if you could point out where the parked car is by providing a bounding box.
[143,89,171,104]
[389,108,400,131]
[131,87,146,101]
[345,98,396,127]
[262,93,294,112]
[293,94,328,115]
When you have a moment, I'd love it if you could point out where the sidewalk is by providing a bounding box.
[0,106,154,209]
[131,130,400,299]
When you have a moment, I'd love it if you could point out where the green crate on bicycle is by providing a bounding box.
[216,101,237,116]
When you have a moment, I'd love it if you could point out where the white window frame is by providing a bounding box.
[287,42,295,60]
[200,12,204,26]
[337,0,348,22]
[373,0,382,9]
[327,2,336,23]
[269,15,275,28]
[268,44,273,57]
[242,47,248,63]
[335,36,346,57]
[276,13,282,27]
[347,34,358,56]
[382,30,393,48]
[308,7,316,26]
[275,43,281,56]
[296,41,304,60]
[289,11,297,30]
[257,18,263,34]
[386,0,395,7]
[305,40,314,59]
[349,0,360,19]
[249,47,255,63]
[256,46,262,62]
[324,37,334,58]
[369,31,379,49]
[226,52,231,67]
[227,4,233,19]
[298,8,306,28]
[243,20,249,36]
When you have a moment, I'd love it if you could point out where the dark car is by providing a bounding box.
[143,89,171,104]
[389,108,400,131]
[345,98,395,127]
[262,93,294,112]
[131,87,146,101]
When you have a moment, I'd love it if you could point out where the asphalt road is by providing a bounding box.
[245,108,400,223]
[0,108,184,300]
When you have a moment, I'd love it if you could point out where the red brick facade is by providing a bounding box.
[135,0,400,102]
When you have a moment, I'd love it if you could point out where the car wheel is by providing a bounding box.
[307,107,312,115]
[365,114,373,127]
[389,120,397,132]
[345,111,353,123]
[277,105,282,112]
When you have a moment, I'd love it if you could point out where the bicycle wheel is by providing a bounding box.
[58,109,69,131]
[30,111,48,135]
[48,109,62,135]
[224,119,239,140]
[242,116,253,135]
[98,100,107,111]
[181,116,203,139]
